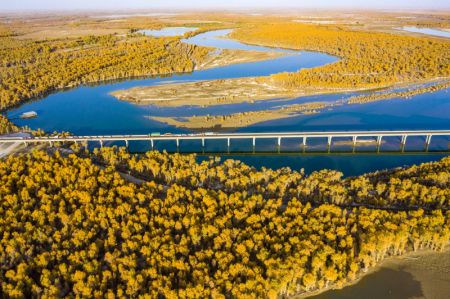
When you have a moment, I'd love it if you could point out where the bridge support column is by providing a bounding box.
[176,138,179,148]
[99,140,103,148]
[227,138,230,148]
[425,135,432,151]
[201,138,205,148]
[352,136,357,153]
[252,137,256,147]
[150,139,154,150]
[326,136,332,152]
[377,135,383,152]
[125,140,129,148]
[303,137,307,147]
[401,135,407,145]
[400,135,408,152]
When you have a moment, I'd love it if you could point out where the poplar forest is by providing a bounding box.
[0,9,449,299]
[0,148,449,298]
[232,22,450,88]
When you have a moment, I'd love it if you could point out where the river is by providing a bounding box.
[399,26,450,38]
[7,28,449,176]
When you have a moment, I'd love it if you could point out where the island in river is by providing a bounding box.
[128,79,450,129]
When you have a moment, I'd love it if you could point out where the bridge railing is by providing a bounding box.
[1,130,449,153]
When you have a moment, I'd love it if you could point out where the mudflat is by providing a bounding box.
[303,248,450,299]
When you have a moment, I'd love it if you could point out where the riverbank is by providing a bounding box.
[139,78,449,130]
[298,247,450,299]
[197,49,287,70]
[150,102,331,129]
[110,76,360,107]
[347,79,450,104]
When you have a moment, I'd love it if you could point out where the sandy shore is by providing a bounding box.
[197,49,287,70]
[110,75,359,108]
[298,247,450,299]
[112,76,295,107]
[150,102,331,129]
[347,79,450,104]
[141,78,449,130]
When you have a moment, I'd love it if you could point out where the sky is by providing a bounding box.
[1,0,449,11]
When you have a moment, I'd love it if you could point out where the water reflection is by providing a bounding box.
[5,29,449,175]
[399,26,450,38]
[137,27,198,37]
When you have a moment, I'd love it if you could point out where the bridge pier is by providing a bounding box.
[352,136,357,147]
[176,138,179,148]
[303,137,307,147]
[425,135,432,151]
[201,138,205,148]
[125,140,129,148]
[377,135,383,152]
[99,140,103,148]
[400,135,408,152]
[401,135,407,145]
[352,136,357,153]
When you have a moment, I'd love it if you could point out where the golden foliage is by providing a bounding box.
[0,115,18,135]
[0,149,449,298]
[0,33,210,110]
[231,23,450,89]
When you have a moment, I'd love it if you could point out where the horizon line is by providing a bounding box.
[1,7,450,13]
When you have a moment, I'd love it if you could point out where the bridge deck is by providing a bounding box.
[0,130,449,143]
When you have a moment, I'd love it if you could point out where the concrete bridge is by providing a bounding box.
[1,130,449,153]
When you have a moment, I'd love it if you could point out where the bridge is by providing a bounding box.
[1,130,449,153]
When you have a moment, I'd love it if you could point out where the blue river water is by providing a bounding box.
[138,27,198,37]
[400,26,450,38]
[6,28,449,176]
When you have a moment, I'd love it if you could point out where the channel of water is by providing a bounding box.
[7,28,449,176]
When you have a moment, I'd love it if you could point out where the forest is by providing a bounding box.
[0,13,449,298]
[0,26,210,110]
[0,115,18,135]
[231,22,450,89]
[0,147,448,298]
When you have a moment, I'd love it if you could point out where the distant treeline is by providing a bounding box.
[232,23,450,89]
